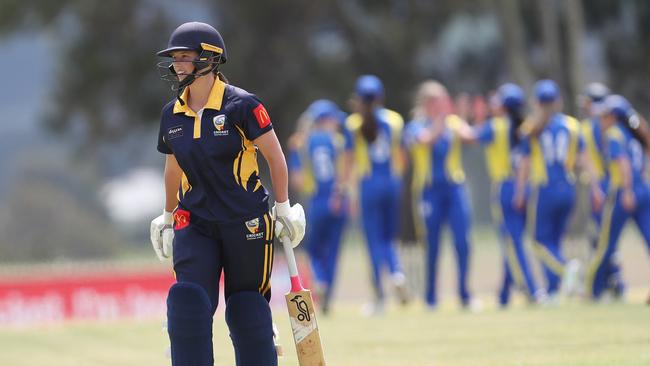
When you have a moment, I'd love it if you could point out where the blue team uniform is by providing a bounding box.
[404,115,472,307]
[289,119,352,307]
[347,108,404,301]
[582,117,624,293]
[157,80,276,310]
[586,124,650,298]
[476,116,539,305]
[521,113,584,295]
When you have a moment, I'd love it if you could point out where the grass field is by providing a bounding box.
[1,297,649,366]
[0,226,648,365]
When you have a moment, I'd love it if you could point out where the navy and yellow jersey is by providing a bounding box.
[605,124,646,190]
[475,116,514,184]
[582,117,606,181]
[346,108,404,179]
[403,114,466,188]
[520,113,584,186]
[289,129,352,199]
[157,79,273,222]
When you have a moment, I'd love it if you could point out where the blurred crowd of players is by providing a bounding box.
[286,75,650,315]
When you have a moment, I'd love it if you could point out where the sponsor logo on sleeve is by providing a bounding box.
[213,115,229,136]
[173,209,190,230]
[167,125,184,140]
[245,217,264,240]
[253,104,271,129]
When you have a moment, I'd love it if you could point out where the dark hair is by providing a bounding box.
[360,103,379,143]
[507,105,525,148]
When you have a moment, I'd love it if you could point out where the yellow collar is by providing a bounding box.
[173,79,226,116]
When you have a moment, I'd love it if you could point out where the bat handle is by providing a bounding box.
[280,236,305,292]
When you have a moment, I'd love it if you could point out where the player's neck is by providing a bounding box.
[187,74,216,113]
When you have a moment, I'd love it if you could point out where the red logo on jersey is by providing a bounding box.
[253,104,271,128]
[173,209,190,230]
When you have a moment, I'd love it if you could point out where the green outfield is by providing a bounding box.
[0,296,648,366]
[0,226,648,366]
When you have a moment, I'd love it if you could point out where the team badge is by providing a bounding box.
[246,218,260,233]
[213,115,229,136]
[245,217,264,240]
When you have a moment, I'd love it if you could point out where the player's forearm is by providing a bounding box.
[268,156,289,203]
[164,154,182,212]
[618,158,633,192]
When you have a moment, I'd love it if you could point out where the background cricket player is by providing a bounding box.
[150,22,306,365]
[579,82,625,298]
[403,80,476,309]
[346,75,409,315]
[473,83,542,306]
[586,95,650,299]
[288,99,353,315]
[516,79,597,300]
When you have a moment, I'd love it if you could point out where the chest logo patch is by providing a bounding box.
[213,115,229,136]
[245,217,264,240]
[168,125,183,140]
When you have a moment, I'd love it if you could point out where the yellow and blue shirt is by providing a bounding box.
[288,128,353,200]
[157,80,273,222]
[520,113,584,186]
[605,124,646,189]
[346,108,404,180]
[581,117,606,182]
[475,116,516,184]
[403,114,466,188]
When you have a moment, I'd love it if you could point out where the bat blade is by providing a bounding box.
[285,289,325,365]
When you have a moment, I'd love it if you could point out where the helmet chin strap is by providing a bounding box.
[175,60,220,106]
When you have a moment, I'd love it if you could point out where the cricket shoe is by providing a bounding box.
[391,272,410,305]
[361,300,386,317]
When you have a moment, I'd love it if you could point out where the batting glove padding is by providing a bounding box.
[273,200,306,248]
[150,210,174,261]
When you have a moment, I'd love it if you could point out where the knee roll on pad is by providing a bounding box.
[167,282,214,366]
[226,291,277,366]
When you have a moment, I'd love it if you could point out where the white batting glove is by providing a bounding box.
[273,200,306,248]
[150,211,174,261]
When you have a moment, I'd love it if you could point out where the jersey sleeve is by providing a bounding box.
[402,121,423,148]
[475,122,495,145]
[239,94,274,141]
[157,110,173,154]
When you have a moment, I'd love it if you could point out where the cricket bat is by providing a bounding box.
[280,236,326,366]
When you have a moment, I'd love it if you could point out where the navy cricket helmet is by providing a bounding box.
[157,22,227,63]
[308,99,345,123]
[157,22,227,103]
[534,79,560,103]
[355,75,384,102]
[602,95,632,121]
[498,83,525,110]
[584,82,609,103]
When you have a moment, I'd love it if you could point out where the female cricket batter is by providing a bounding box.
[403,80,475,309]
[516,79,598,299]
[149,22,306,366]
[586,95,650,299]
[288,100,352,315]
[346,75,408,315]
